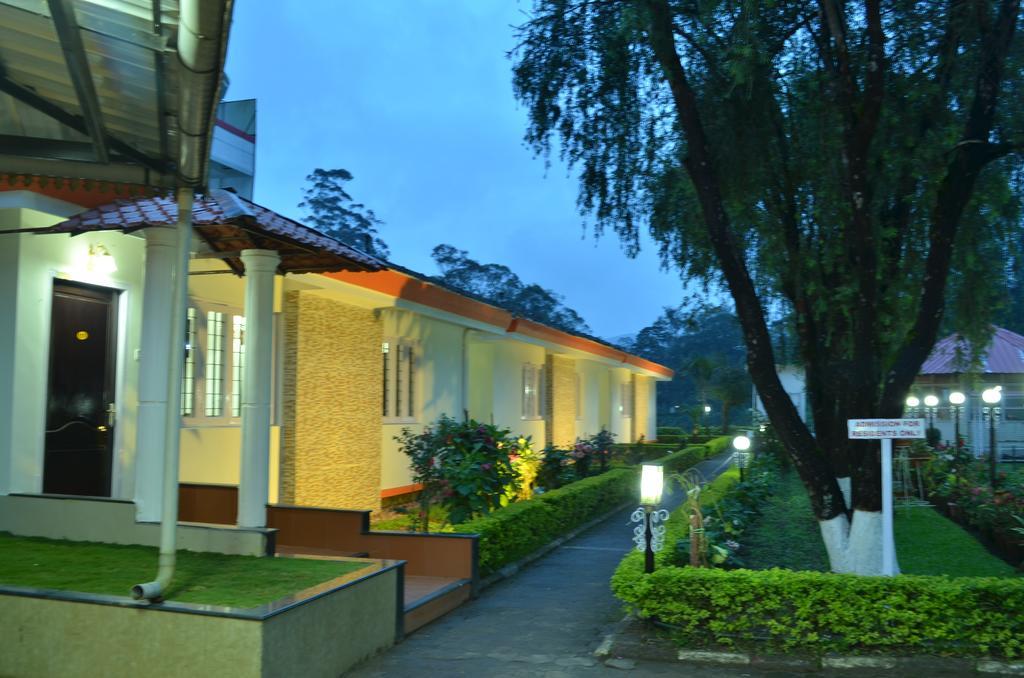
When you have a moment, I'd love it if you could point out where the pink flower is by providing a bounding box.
[482,463,493,471]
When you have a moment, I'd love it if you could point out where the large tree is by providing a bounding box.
[432,244,592,334]
[513,0,1023,573]
[299,168,390,259]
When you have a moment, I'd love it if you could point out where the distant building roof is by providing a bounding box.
[920,327,1024,375]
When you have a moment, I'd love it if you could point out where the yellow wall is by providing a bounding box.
[491,340,546,444]
[546,354,577,447]
[633,374,651,442]
[466,336,495,423]
[379,309,466,491]
[281,290,382,510]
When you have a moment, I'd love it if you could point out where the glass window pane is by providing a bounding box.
[231,315,245,417]
[205,311,225,416]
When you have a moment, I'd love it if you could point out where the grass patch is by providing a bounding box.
[741,471,829,571]
[0,533,368,608]
[894,505,1018,577]
[738,471,1018,577]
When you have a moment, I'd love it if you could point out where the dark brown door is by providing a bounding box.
[43,281,118,496]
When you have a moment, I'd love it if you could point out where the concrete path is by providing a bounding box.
[346,451,823,677]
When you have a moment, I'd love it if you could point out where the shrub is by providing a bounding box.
[654,434,686,446]
[657,426,684,436]
[705,435,733,456]
[456,468,636,576]
[510,435,543,501]
[612,560,1024,658]
[536,445,576,491]
[396,416,520,527]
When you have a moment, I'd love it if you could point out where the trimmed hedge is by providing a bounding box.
[455,467,636,576]
[612,560,1024,658]
[654,445,711,475]
[653,434,685,446]
[656,426,683,436]
[705,435,733,456]
[611,443,678,464]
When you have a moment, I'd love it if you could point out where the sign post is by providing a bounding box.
[846,418,925,576]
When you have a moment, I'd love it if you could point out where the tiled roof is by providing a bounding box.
[48,190,385,274]
[920,327,1024,375]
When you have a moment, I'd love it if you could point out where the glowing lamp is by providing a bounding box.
[982,388,1002,405]
[640,463,664,507]
[733,435,751,451]
[949,391,965,406]
[87,244,117,275]
[905,396,919,408]
[923,395,939,408]
[703,405,711,414]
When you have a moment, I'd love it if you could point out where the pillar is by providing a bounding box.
[237,249,279,527]
[133,227,176,521]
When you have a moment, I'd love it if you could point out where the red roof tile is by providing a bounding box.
[49,190,385,274]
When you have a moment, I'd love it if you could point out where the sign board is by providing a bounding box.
[847,418,925,440]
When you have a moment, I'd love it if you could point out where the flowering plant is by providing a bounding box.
[396,416,520,527]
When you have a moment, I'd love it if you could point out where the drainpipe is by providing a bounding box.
[132,187,193,601]
[461,328,473,421]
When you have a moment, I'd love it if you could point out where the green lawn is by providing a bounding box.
[0,533,369,608]
[738,471,1018,577]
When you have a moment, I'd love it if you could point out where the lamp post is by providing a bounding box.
[948,391,965,450]
[982,387,1002,488]
[923,394,939,430]
[905,395,920,417]
[733,434,751,482]
[638,463,665,574]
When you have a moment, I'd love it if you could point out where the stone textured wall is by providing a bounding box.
[280,291,382,510]
[633,374,650,443]
[546,355,577,447]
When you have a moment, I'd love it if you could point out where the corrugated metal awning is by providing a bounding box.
[0,0,230,187]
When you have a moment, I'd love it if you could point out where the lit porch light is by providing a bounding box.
[87,244,117,275]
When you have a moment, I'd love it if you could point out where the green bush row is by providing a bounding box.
[657,426,683,436]
[455,468,636,576]
[653,434,685,445]
[612,561,1024,658]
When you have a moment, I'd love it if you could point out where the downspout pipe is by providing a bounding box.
[132,187,193,601]
[461,328,473,421]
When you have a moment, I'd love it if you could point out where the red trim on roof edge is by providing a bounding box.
[0,174,152,209]
[325,269,674,378]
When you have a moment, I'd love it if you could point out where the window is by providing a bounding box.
[522,363,545,420]
[383,339,417,422]
[181,301,245,423]
[620,381,634,418]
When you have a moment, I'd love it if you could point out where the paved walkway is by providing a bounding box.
[346,451,822,677]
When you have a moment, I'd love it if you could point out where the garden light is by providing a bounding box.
[636,463,666,575]
[982,387,1002,487]
[923,394,939,429]
[733,435,751,481]
[949,391,965,450]
[640,463,664,507]
[905,396,920,408]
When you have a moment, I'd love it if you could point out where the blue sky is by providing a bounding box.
[222,1,687,341]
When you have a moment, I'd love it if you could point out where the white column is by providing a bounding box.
[237,249,280,528]
[881,438,896,576]
[133,227,177,521]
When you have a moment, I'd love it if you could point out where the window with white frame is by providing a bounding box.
[522,362,545,420]
[620,381,634,418]
[383,339,418,422]
[181,301,246,423]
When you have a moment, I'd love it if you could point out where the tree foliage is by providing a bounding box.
[299,168,390,258]
[432,244,592,334]
[512,0,1023,559]
[631,304,750,430]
